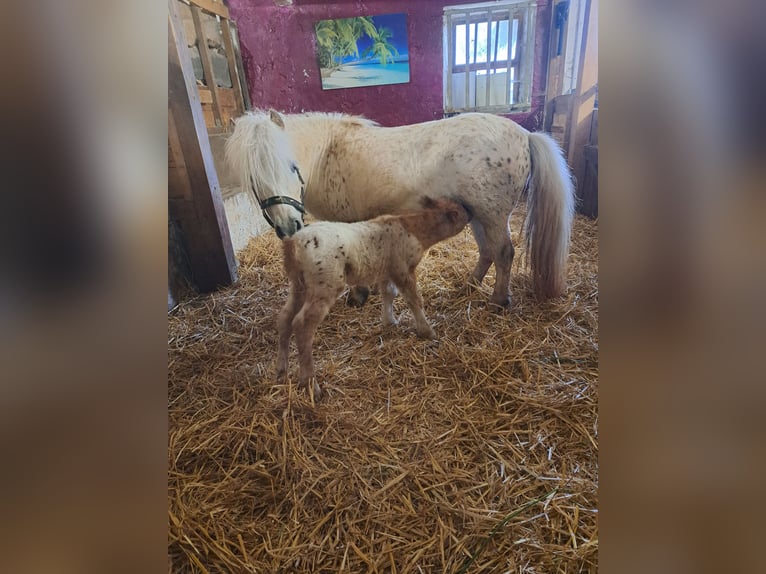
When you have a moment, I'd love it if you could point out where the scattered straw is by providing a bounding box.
[169,210,598,573]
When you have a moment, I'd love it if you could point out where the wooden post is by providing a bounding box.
[230,22,252,111]
[168,0,237,292]
[221,19,245,119]
[567,0,598,209]
[190,0,229,19]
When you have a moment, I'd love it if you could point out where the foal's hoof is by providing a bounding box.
[465,276,484,291]
[275,358,288,381]
[346,286,370,308]
[417,327,437,340]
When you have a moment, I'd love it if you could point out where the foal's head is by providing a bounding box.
[415,197,473,245]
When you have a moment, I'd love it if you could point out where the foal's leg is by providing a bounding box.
[380,280,398,326]
[292,293,335,397]
[276,284,304,380]
[393,272,435,339]
[468,219,494,286]
[482,220,515,308]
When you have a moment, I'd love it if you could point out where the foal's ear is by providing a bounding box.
[420,196,436,209]
[269,109,286,129]
[446,204,471,224]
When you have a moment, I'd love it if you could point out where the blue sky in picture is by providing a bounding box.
[341,13,409,64]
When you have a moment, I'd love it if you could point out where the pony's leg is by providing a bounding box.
[394,273,435,339]
[482,222,515,308]
[468,219,494,286]
[292,294,334,398]
[380,280,398,326]
[276,284,304,380]
[346,285,370,307]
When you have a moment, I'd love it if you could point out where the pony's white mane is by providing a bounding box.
[225,111,300,202]
[291,111,379,128]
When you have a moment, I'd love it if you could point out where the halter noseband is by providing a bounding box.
[252,164,307,231]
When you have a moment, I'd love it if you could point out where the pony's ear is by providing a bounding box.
[269,109,286,129]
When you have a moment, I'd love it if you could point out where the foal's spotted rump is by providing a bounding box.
[276,198,472,397]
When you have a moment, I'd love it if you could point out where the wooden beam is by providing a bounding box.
[168,0,237,291]
[191,4,222,127]
[188,0,229,20]
[565,0,597,216]
[221,18,245,119]
[168,112,192,200]
[229,22,252,111]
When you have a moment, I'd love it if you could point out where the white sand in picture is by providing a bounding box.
[322,63,410,90]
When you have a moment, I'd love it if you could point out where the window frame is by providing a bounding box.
[443,0,537,114]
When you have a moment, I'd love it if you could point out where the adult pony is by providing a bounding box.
[226,109,575,307]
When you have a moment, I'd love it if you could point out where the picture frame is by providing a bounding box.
[315,13,410,90]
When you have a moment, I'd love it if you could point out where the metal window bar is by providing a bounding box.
[523,6,536,106]
[444,13,451,111]
[464,17,469,109]
[485,10,492,108]
[510,15,523,105]
[516,12,524,105]
[505,8,512,105]
[492,15,502,106]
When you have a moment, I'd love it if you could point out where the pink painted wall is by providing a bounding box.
[228,0,551,129]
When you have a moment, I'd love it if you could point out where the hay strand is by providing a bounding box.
[169,210,598,572]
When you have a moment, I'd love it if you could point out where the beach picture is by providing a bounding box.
[315,13,410,90]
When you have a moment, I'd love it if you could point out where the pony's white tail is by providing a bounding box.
[524,132,576,299]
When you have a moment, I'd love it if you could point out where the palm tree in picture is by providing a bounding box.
[315,20,338,71]
[363,26,399,66]
[317,17,375,77]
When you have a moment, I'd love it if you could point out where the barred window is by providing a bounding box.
[444,1,536,113]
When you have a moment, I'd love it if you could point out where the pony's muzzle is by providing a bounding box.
[275,218,303,239]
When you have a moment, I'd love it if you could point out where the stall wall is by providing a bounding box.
[228,0,552,129]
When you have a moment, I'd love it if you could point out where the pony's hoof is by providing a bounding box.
[346,286,370,308]
[489,296,512,310]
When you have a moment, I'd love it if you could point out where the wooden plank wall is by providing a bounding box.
[567,0,598,217]
[543,0,598,218]
[169,0,237,292]
[178,0,248,133]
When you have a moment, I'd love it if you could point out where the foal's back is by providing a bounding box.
[283,217,422,288]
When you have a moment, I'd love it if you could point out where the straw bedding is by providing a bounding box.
[168,210,598,573]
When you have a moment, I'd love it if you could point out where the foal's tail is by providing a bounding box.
[524,132,576,299]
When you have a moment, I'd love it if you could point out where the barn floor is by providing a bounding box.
[168,211,598,573]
